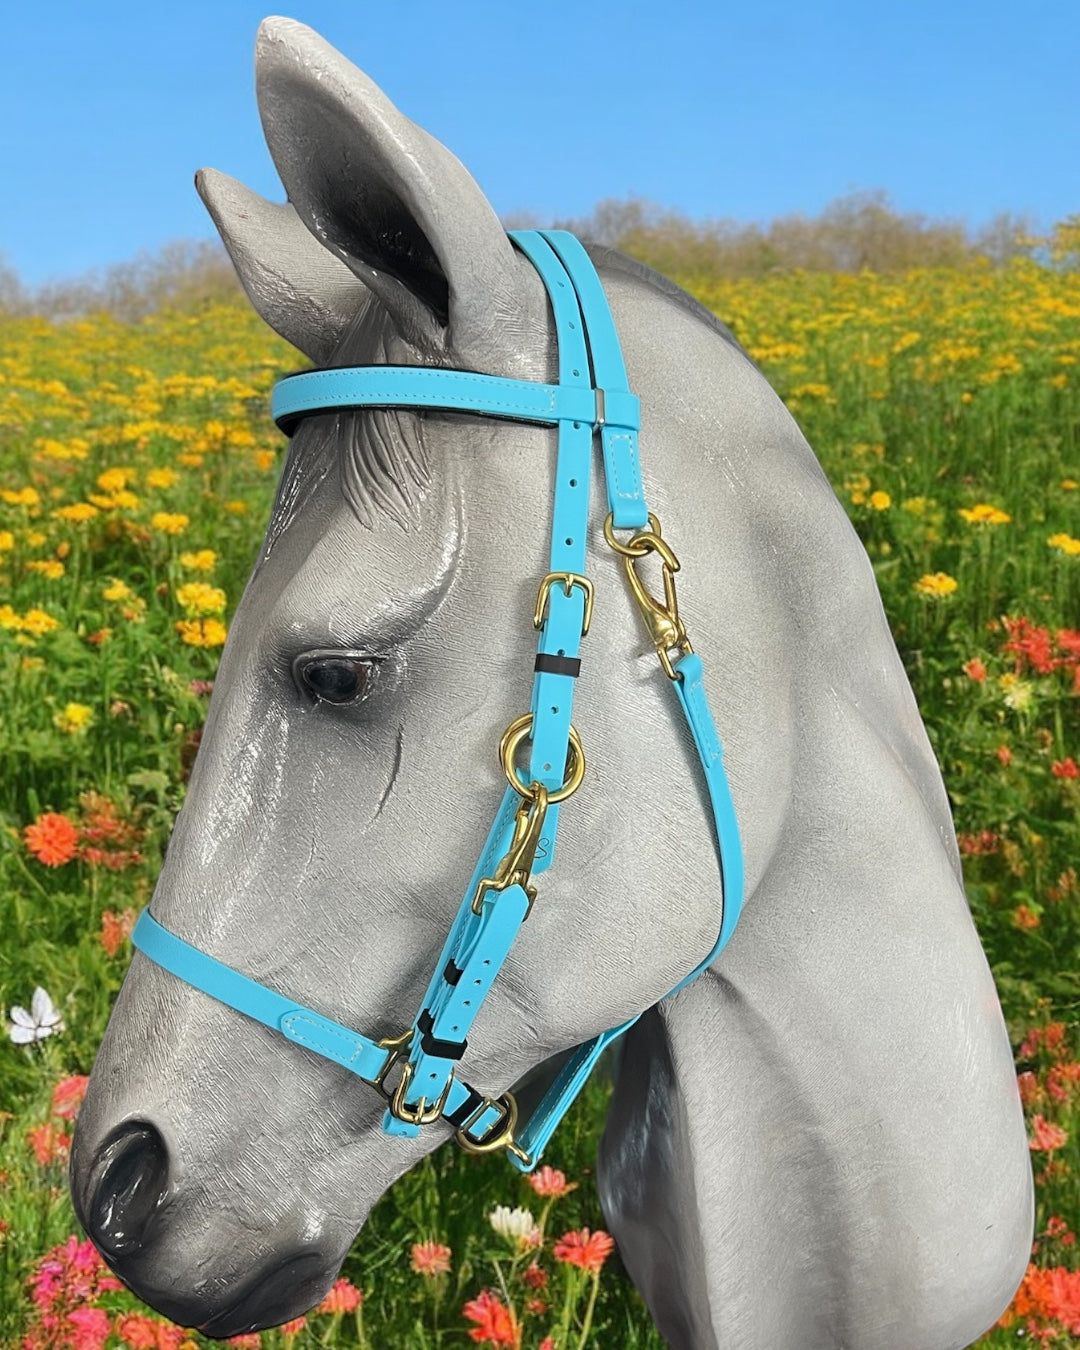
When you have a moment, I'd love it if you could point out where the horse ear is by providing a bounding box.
[194,168,373,364]
[254,16,521,360]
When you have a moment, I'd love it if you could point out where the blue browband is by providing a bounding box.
[132,229,744,1170]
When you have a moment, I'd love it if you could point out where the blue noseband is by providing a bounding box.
[131,229,744,1171]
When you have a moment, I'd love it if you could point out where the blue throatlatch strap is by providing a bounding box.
[130,227,744,1171]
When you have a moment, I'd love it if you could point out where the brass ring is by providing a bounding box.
[500,714,585,804]
[603,510,662,558]
[454,1092,525,1157]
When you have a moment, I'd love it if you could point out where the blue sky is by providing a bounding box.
[5,0,1077,287]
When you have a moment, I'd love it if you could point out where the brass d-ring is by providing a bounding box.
[499,714,585,804]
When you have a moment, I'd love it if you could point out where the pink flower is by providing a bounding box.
[462,1288,519,1346]
[1029,1114,1068,1152]
[316,1278,363,1313]
[552,1227,615,1274]
[67,1307,112,1350]
[410,1240,452,1276]
[527,1165,577,1198]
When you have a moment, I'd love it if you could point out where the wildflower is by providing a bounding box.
[24,811,79,865]
[868,490,891,511]
[179,548,217,572]
[7,987,64,1043]
[914,572,958,598]
[254,449,277,472]
[552,1227,615,1274]
[527,1165,578,1198]
[151,511,190,535]
[522,1263,548,1290]
[52,501,99,523]
[279,1318,307,1336]
[97,467,134,493]
[189,679,214,696]
[411,1240,452,1276]
[176,581,227,615]
[54,702,95,734]
[21,608,60,635]
[957,830,999,856]
[224,499,249,514]
[316,1278,363,1313]
[65,1306,112,1349]
[1051,757,1079,778]
[462,1288,519,1347]
[997,745,1013,765]
[25,558,65,580]
[28,1121,71,1166]
[224,1336,261,1349]
[488,1205,535,1243]
[1017,1071,1040,1107]
[958,503,1011,525]
[998,673,1033,711]
[1,485,40,507]
[101,908,138,956]
[145,468,179,490]
[962,658,986,682]
[1029,1115,1068,1152]
[52,1075,90,1119]
[0,529,13,550]
[1012,904,1041,930]
[175,617,228,647]
[1048,532,1080,556]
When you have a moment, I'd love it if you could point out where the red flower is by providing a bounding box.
[522,1263,548,1290]
[316,1278,362,1314]
[27,1121,71,1166]
[1017,1070,1041,1107]
[1029,1114,1068,1152]
[410,1241,452,1276]
[462,1288,520,1346]
[552,1227,615,1274]
[1051,756,1079,779]
[962,657,987,682]
[996,744,1013,765]
[100,908,137,957]
[23,812,79,866]
[527,1165,577,1198]
[279,1318,307,1336]
[52,1075,90,1120]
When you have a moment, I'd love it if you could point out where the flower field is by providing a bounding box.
[1,243,1078,1347]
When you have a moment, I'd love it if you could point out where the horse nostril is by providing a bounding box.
[88,1122,170,1257]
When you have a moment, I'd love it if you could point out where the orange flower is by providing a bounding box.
[1029,1114,1068,1152]
[996,745,1013,765]
[23,812,79,866]
[527,1165,578,1198]
[316,1278,363,1313]
[100,908,138,957]
[1051,756,1079,778]
[51,1075,89,1120]
[1017,1071,1041,1107]
[462,1288,519,1346]
[27,1121,71,1166]
[962,657,987,682]
[552,1227,615,1274]
[410,1241,452,1276]
[115,1312,187,1349]
[279,1318,307,1336]
[1012,904,1041,931]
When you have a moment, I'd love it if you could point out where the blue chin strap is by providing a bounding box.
[131,229,744,1171]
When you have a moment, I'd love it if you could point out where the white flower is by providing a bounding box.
[488,1205,536,1243]
[7,987,64,1044]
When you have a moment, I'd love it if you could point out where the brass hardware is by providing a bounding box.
[603,512,693,679]
[472,783,549,916]
[533,572,595,637]
[454,1091,531,1163]
[388,1060,453,1126]
[500,714,585,804]
[372,1028,414,1096]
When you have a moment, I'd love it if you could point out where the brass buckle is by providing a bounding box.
[454,1091,531,1165]
[533,572,595,637]
[388,1060,454,1126]
[603,511,693,679]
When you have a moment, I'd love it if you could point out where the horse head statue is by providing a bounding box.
[71,17,1033,1347]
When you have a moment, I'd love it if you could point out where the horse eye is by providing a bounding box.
[294,654,378,705]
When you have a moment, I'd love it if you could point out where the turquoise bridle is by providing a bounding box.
[131,230,744,1172]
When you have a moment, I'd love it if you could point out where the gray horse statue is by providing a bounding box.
[70,16,1033,1348]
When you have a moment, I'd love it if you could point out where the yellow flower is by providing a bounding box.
[175,618,228,647]
[914,572,959,598]
[869,490,891,511]
[901,497,931,517]
[223,500,249,515]
[51,502,99,523]
[0,530,14,551]
[25,530,45,547]
[179,549,217,572]
[176,582,227,616]
[102,578,134,603]
[0,604,23,630]
[177,452,204,467]
[145,468,179,489]
[96,467,134,493]
[26,559,65,580]
[34,437,89,461]
[151,512,190,535]
[1,486,40,508]
[998,673,1034,711]
[1061,479,1077,491]
[54,702,94,734]
[254,449,277,472]
[959,503,1011,525]
[21,608,60,635]
[1048,532,1080,556]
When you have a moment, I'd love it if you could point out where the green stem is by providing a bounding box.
[574,1271,601,1350]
